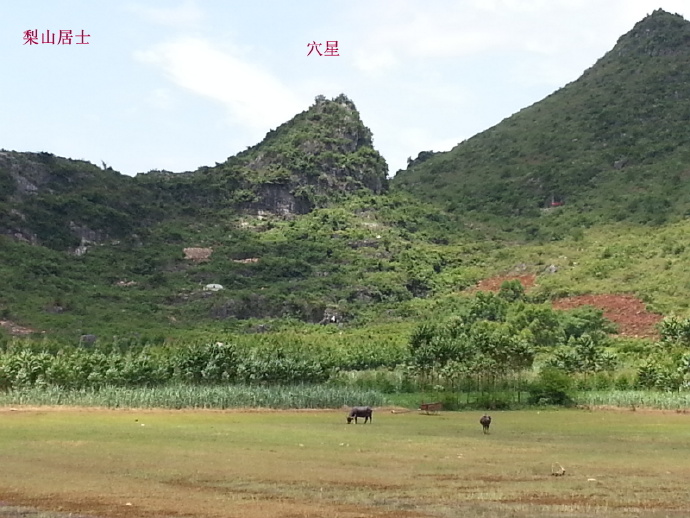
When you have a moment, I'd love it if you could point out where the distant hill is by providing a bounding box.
[393,9,690,239]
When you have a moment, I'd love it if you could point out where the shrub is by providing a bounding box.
[498,279,525,302]
[527,367,574,406]
[614,373,632,390]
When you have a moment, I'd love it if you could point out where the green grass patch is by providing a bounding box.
[0,407,689,517]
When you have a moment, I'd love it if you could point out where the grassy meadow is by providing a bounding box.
[0,407,689,518]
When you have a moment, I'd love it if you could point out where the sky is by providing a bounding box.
[2,1,689,178]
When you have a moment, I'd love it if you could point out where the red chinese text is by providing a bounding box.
[23,29,91,45]
[23,30,38,45]
[307,40,339,56]
[324,41,339,56]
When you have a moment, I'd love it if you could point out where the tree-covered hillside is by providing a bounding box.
[4,12,690,343]
[393,10,690,240]
[0,95,467,339]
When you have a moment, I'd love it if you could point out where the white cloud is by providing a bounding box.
[127,0,204,27]
[351,0,680,79]
[134,37,304,132]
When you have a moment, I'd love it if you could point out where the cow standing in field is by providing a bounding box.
[347,406,373,424]
[480,414,492,434]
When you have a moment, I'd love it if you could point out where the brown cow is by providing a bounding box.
[480,414,492,434]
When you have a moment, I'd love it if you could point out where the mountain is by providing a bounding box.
[392,9,690,239]
[6,9,690,340]
[0,96,455,338]
[0,94,388,253]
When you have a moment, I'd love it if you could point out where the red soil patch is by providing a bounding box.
[472,275,662,339]
[551,294,663,339]
[472,274,537,292]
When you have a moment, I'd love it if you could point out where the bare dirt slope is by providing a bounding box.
[551,294,662,339]
[473,275,662,339]
[472,274,537,292]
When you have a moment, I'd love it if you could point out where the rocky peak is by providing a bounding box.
[196,94,389,217]
[612,9,690,58]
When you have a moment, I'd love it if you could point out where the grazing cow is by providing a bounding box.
[480,414,492,434]
[347,406,373,424]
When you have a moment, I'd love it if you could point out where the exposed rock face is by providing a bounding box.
[614,9,690,58]
[201,94,389,218]
[79,334,98,346]
[0,319,39,336]
[184,248,213,261]
[319,307,345,325]
[0,151,49,199]
[0,151,102,199]
[242,183,314,216]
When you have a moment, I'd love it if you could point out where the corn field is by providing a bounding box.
[575,390,690,410]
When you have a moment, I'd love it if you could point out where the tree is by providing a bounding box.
[498,279,525,302]
[544,332,617,378]
[508,303,564,348]
[467,291,508,323]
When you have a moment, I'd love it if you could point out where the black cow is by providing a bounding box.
[347,406,373,424]
[480,414,492,434]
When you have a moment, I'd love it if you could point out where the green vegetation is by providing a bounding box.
[6,12,690,518]
[576,390,690,409]
[0,384,387,409]
[4,13,690,409]
[0,285,684,411]
[394,10,690,239]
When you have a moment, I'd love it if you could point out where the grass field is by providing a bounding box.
[1,406,689,518]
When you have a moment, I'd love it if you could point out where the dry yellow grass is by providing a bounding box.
[0,407,689,517]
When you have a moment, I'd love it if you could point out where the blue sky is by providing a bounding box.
[2,1,689,177]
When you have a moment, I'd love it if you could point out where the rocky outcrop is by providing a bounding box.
[204,94,389,218]
[0,150,139,249]
[242,183,314,216]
